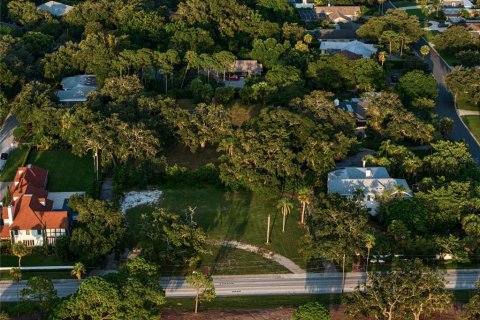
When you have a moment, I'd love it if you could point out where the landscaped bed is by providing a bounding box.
[27,150,95,195]
[126,187,307,273]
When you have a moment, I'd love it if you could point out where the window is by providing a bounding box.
[25,230,30,235]
[37,229,42,236]
[367,195,371,201]
[13,230,18,236]
[23,240,34,247]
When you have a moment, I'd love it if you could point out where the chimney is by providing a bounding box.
[366,169,372,177]
[39,198,46,206]
[6,205,13,225]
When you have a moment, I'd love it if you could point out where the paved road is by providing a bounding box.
[1,270,479,301]
[0,115,18,155]
[413,39,480,164]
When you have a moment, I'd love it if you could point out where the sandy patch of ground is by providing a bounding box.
[120,190,162,214]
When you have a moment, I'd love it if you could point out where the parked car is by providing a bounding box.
[1,153,8,160]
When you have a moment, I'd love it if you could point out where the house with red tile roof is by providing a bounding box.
[0,165,68,246]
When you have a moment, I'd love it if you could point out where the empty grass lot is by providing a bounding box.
[457,93,479,111]
[126,187,307,272]
[0,147,29,181]
[462,116,480,142]
[27,150,95,195]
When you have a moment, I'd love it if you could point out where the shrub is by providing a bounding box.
[292,302,330,320]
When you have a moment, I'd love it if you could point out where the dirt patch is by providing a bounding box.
[162,307,295,320]
[163,305,465,320]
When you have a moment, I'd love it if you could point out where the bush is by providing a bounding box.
[214,86,236,104]
[12,127,27,140]
[0,240,12,255]
[55,235,72,262]
[162,163,221,186]
[292,302,330,320]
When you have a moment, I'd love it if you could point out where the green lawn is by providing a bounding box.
[27,150,95,195]
[0,148,29,182]
[0,254,70,267]
[424,30,439,42]
[406,8,426,19]
[126,187,307,271]
[0,270,71,280]
[441,53,460,66]
[462,116,480,142]
[199,244,289,275]
[457,93,479,111]
[166,294,343,312]
[393,0,417,7]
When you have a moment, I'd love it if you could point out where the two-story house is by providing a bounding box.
[0,165,68,246]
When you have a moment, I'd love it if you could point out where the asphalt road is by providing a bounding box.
[385,0,480,164]
[413,39,480,164]
[1,270,479,301]
[0,115,18,155]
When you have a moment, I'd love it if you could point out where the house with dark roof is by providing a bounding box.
[0,165,69,246]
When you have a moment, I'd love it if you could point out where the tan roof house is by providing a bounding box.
[232,60,263,76]
[315,6,361,23]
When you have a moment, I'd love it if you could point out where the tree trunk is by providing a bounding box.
[341,253,346,293]
[301,202,306,224]
[389,41,392,54]
[266,214,271,244]
[400,39,404,57]
[282,211,286,233]
[195,291,199,313]
[181,63,190,88]
[18,256,21,269]
[366,248,371,274]
[165,74,168,94]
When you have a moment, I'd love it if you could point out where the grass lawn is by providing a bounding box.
[27,150,95,195]
[457,93,479,111]
[461,116,480,142]
[229,100,261,126]
[126,187,307,271]
[164,145,220,168]
[424,30,439,42]
[0,148,29,182]
[393,0,417,7]
[441,53,460,66]
[199,244,289,275]
[0,270,71,280]
[0,254,71,268]
[406,8,426,19]
[166,294,343,312]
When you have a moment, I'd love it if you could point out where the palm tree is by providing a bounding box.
[276,197,294,233]
[364,234,376,273]
[297,188,312,225]
[378,51,386,67]
[420,45,430,59]
[71,262,86,281]
[12,242,30,269]
[378,0,386,14]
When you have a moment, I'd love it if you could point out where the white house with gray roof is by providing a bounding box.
[327,167,412,214]
[37,1,74,17]
[56,75,97,104]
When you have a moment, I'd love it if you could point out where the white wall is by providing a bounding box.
[13,228,66,246]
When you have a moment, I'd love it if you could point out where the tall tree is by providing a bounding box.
[20,276,58,319]
[302,195,371,293]
[68,196,126,264]
[277,197,294,233]
[186,271,216,314]
[297,188,312,225]
[346,260,451,320]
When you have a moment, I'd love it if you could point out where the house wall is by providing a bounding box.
[12,228,66,246]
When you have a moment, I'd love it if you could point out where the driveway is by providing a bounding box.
[413,39,480,164]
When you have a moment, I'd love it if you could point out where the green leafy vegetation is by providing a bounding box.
[27,150,95,194]
[0,147,29,181]
[462,116,480,142]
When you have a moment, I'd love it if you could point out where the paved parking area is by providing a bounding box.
[297,9,318,21]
